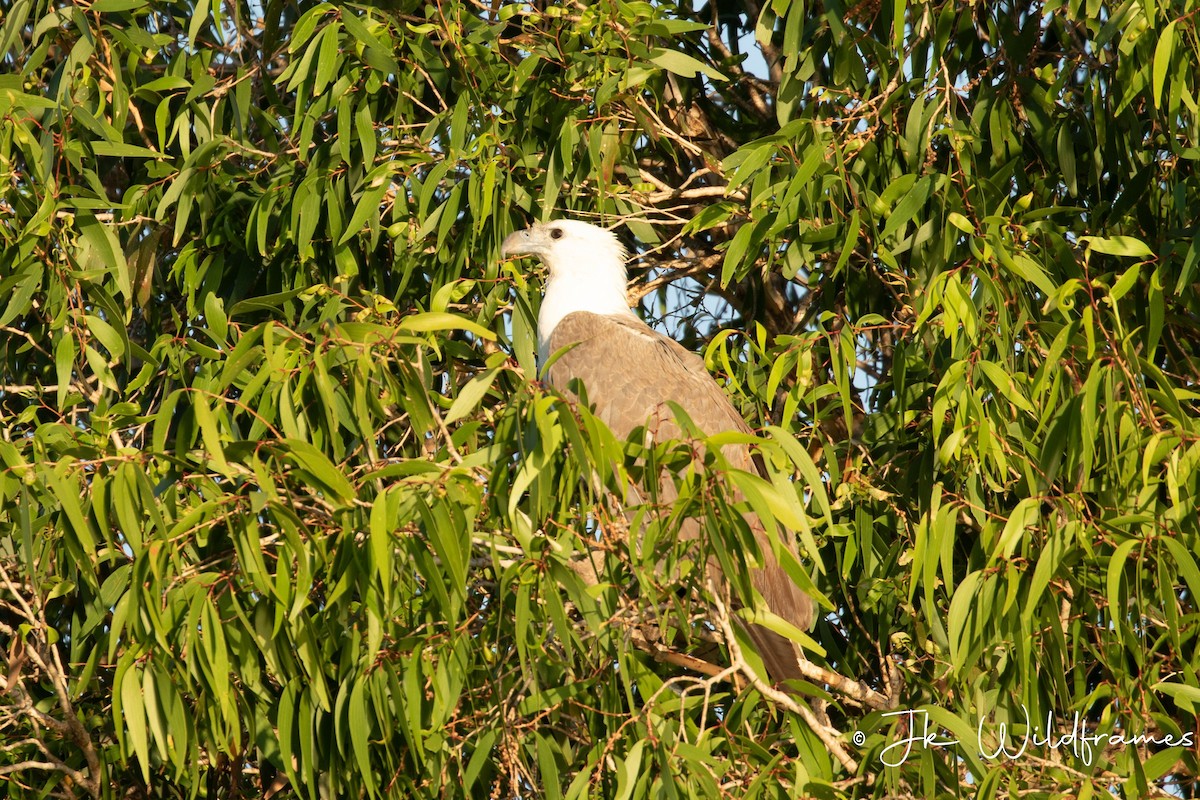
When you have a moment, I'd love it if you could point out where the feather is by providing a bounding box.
[503,220,815,686]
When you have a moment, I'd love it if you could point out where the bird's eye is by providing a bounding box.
[550,227,563,240]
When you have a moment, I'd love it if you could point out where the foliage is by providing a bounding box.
[1,0,1199,797]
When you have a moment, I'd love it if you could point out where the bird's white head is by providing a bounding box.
[501,219,635,358]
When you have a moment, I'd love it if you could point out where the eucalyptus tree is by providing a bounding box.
[0,0,1198,798]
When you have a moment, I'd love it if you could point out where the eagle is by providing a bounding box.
[501,219,815,686]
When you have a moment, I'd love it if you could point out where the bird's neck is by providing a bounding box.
[538,271,633,361]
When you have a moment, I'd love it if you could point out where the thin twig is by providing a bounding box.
[711,590,862,775]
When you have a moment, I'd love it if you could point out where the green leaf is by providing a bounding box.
[314,22,342,96]
[463,730,497,792]
[348,679,378,795]
[1106,539,1139,627]
[91,0,148,10]
[204,292,228,342]
[143,667,168,761]
[445,367,501,425]
[77,212,132,302]
[880,175,932,240]
[948,211,973,233]
[1057,124,1077,197]
[1162,537,1200,610]
[121,663,151,781]
[85,313,126,357]
[997,249,1058,296]
[991,497,1038,564]
[398,311,496,341]
[1152,21,1176,109]
[90,140,163,158]
[188,0,210,45]
[978,360,1035,414]
[1109,262,1143,302]
[614,740,646,800]
[1081,235,1155,258]
[1022,523,1069,626]
[48,467,97,558]
[338,167,394,245]
[648,48,728,82]
[277,438,356,504]
[0,263,41,328]
[721,219,758,286]
[192,392,232,475]
[341,12,399,75]
[947,571,986,673]
[1152,681,1200,713]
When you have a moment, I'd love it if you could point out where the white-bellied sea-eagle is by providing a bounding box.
[502,218,815,686]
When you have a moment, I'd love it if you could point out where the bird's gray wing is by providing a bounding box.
[545,311,814,685]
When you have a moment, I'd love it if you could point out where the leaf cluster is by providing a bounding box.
[1,0,1199,798]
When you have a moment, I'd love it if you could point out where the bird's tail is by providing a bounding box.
[743,542,815,687]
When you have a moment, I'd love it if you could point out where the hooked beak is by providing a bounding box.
[501,226,548,258]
